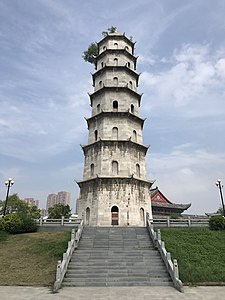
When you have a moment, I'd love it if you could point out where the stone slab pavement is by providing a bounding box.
[0,286,225,300]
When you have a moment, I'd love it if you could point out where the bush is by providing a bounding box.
[209,215,225,230]
[1,213,38,234]
[0,218,3,231]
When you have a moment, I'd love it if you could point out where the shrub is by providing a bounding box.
[209,215,225,230]
[1,213,38,234]
[0,218,3,231]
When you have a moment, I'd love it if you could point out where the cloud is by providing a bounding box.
[141,43,225,118]
[147,145,225,214]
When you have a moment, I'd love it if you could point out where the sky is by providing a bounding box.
[0,0,225,215]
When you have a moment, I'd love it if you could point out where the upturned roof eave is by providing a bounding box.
[80,139,150,154]
[85,111,146,127]
[76,176,154,187]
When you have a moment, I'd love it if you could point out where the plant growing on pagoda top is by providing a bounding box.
[82,42,98,65]
[102,26,117,37]
[82,27,118,65]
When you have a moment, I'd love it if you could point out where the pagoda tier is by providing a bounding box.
[89,87,143,115]
[95,49,138,70]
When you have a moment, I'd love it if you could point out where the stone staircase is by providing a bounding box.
[63,227,173,287]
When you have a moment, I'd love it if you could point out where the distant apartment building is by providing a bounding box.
[46,193,57,210]
[24,198,39,208]
[46,191,71,210]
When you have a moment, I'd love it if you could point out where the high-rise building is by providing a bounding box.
[46,193,57,210]
[57,191,71,206]
[46,191,71,210]
[24,198,39,208]
[76,29,153,226]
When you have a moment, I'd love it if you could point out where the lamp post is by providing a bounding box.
[3,178,14,216]
[215,179,225,217]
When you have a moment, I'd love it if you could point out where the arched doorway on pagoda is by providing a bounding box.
[86,207,90,225]
[111,206,119,225]
[140,207,145,226]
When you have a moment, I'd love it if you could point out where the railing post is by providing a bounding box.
[167,216,170,227]
[188,216,191,227]
[56,260,61,281]
[61,216,64,226]
[173,259,179,279]
[39,216,43,226]
[157,229,161,242]
[71,228,75,240]
[167,252,171,261]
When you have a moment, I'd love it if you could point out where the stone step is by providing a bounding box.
[63,226,172,287]
[65,271,169,277]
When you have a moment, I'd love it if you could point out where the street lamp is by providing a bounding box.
[215,179,225,217]
[3,178,14,216]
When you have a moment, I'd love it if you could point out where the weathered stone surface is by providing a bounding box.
[77,31,153,226]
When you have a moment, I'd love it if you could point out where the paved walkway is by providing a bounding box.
[0,286,225,300]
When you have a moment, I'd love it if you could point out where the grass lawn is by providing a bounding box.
[0,230,70,286]
[160,228,225,284]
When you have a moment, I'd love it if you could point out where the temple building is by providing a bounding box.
[150,187,191,217]
[76,29,153,226]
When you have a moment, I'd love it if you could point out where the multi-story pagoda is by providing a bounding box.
[76,29,153,226]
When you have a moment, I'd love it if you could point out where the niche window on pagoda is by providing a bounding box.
[113,100,118,112]
[112,127,118,140]
[136,163,140,177]
[94,130,98,141]
[101,62,104,68]
[99,81,103,88]
[129,81,133,89]
[114,42,118,49]
[114,58,118,66]
[113,77,118,86]
[127,62,131,68]
[97,104,100,113]
[112,161,119,175]
[103,46,106,51]
[90,164,94,177]
[133,130,137,142]
[131,104,134,113]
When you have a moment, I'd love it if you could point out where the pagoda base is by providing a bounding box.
[76,177,153,226]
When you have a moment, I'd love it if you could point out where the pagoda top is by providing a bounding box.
[97,31,135,48]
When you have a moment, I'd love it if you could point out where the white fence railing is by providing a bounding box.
[37,217,83,227]
[152,216,209,228]
[147,217,183,292]
[53,220,84,292]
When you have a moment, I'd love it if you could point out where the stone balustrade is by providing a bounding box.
[53,220,84,292]
[146,217,184,292]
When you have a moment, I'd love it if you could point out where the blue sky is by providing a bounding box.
[0,0,225,214]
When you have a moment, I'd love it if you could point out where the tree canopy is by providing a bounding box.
[0,193,41,218]
[82,42,98,65]
[48,204,71,219]
[82,26,118,65]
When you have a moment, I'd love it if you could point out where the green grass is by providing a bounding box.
[0,230,9,242]
[160,228,225,284]
[0,231,70,286]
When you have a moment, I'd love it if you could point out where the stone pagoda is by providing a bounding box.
[76,29,153,226]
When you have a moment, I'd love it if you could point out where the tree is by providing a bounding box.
[82,42,98,65]
[217,207,224,215]
[48,204,71,219]
[0,194,41,218]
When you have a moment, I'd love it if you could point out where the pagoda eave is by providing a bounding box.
[81,139,150,155]
[76,176,154,188]
[85,111,146,129]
